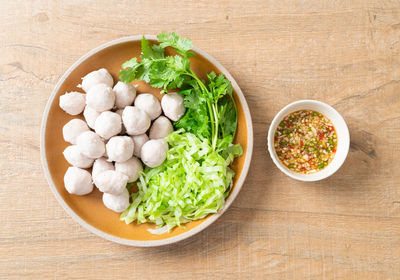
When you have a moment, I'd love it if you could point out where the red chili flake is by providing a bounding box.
[319,133,324,141]
[328,126,334,132]
[274,136,277,141]
[332,148,336,153]
[289,145,294,149]
[300,140,304,147]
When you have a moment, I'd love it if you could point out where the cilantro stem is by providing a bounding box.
[231,96,238,139]
[212,103,219,149]
[187,70,218,150]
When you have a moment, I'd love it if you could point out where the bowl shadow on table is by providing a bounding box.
[262,117,376,191]
[281,126,377,223]
[318,126,377,190]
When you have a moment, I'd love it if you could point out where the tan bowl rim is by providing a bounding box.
[40,35,254,247]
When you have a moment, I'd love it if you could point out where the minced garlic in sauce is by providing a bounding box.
[274,110,337,174]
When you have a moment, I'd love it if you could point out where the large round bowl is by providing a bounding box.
[40,35,253,246]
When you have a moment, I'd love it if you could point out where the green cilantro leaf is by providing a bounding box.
[151,44,165,59]
[217,96,237,138]
[157,32,193,56]
[141,36,157,59]
[119,57,142,83]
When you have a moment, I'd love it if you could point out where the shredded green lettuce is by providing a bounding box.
[120,129,242,232]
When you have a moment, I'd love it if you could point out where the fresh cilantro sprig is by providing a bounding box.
[119,32,239,151]
[157,32,195,58]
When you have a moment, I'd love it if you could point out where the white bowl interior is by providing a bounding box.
[267,100,350,181]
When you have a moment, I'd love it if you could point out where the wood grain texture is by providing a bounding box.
[1,0,400,279]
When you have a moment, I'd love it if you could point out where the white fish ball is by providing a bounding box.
[62,119,89,144]
[131,134,149,158]
[81,68,113,93]
[134,93,161,120]
[106,136,134,162]
[122,106,151,135]
[149,116,173,139]
[161,92,186,121]
[83,106,100,129]
[64,167,93,195]
[94,111,122,140]
[113,81,137,109]
[115,157,143,183]
[141,139,167,168]
[115,109,126,134]
[102,188,130,213]
[92,157,114,180]
[59,91,86,115]
[63,145,94,168]
[86,84,115,112]
[76,131,105,159]
[93,170,128,195]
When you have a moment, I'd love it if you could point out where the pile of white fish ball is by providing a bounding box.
[59,68,185,213]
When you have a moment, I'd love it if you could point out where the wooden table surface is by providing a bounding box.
[1,0,400,279]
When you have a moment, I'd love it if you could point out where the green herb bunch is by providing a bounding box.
[119,32,239,152]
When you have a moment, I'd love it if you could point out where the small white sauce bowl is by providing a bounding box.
[267,100,350,181]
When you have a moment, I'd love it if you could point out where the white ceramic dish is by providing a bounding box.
[267,100,349,181]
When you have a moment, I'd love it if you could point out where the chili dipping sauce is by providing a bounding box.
[274,110,337,174]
